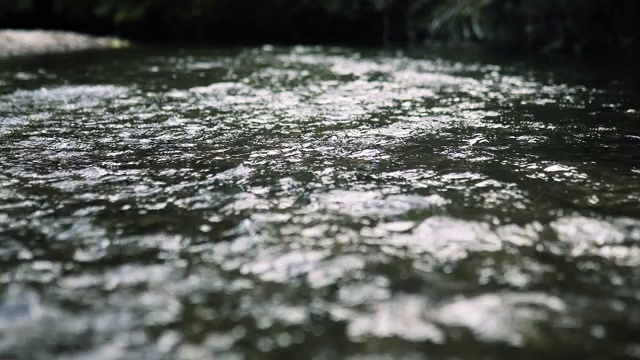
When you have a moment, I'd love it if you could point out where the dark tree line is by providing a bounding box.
[2,0,639,54]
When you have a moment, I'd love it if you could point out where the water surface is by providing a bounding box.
[1,45,640,359]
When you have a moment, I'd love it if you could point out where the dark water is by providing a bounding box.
[1,45,639,360]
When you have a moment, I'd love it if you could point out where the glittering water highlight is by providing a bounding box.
[1,45,639,359]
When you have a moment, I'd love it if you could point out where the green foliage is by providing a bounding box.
[428,0,640,53]
[0,0,33,17]
[1,0,638,54]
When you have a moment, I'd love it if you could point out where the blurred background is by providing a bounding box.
[2,1,640,360]
[2,0,639,55]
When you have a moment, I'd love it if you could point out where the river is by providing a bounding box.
[1,45,639,359]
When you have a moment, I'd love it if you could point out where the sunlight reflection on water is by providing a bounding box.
[0,45,639,359]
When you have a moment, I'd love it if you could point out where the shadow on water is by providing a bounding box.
[1,45,640,359]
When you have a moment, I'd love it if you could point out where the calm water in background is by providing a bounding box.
[0,45,639,359]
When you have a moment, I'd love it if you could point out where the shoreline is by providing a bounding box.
[0,29,129,59]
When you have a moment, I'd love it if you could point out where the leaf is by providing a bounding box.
[114,2,153,23]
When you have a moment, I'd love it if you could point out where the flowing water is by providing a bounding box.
[0,45,639,359]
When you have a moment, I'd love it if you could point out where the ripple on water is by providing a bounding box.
[1,46,639,359]
[1,85,129,113]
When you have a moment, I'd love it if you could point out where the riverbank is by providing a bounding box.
[0,29,129,58]
[2,0,638,55]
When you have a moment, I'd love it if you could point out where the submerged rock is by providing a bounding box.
[0,29,128,58]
